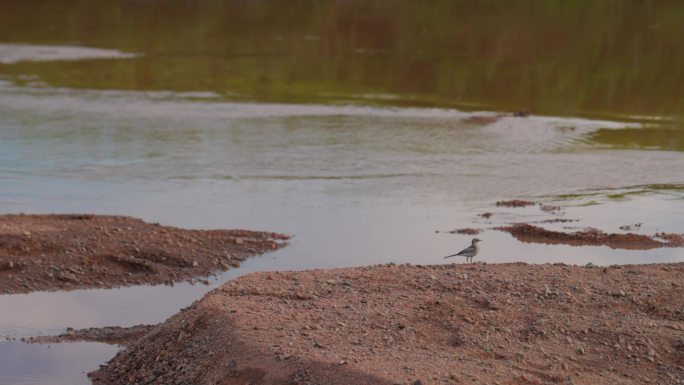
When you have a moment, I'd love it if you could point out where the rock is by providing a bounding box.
[413,381,423,385]
[57,271,80,283]
[675,338,684,350]
[234,238,244,245]
[313,341,325,349]
[191,261,199,267]
[585,262,595,268]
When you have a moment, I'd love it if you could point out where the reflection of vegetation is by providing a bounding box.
[1,1,684,122]
[589,128,684,151]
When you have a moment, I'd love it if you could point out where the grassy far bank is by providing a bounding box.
[0,0,684,122]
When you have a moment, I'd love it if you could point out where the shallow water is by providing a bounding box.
[1,1,684,384]
[0,341,117,385]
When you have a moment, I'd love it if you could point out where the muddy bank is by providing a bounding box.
[0,214,288,294]
[497,223,683,250]
[440,228,481,235]
[27,325,156,347]
[91,263,684,385]
[495,200,535,208]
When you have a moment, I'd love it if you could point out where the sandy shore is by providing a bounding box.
[90,262,684,385]
[0,214,288,294]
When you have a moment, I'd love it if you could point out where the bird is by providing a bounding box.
[444,238,481,263]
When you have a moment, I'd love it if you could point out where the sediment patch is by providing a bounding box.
[0,214,289,294]
[496,223,682,250]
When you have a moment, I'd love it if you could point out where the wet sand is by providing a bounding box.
[90,262,684,385]
[0,214,289,294]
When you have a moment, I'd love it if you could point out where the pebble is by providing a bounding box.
[676,338,684,349]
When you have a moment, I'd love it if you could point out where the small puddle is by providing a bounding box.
[0,256,278,339]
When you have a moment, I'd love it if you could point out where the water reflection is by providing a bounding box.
[589,127,684,151]
[1,1,684,121]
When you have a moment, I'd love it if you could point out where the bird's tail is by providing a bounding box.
[443,254,458,259]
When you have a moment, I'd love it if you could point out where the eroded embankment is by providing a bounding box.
[91,262,684,385]
[0,214,289,294]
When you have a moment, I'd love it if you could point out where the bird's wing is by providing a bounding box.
[444,245,474,258]
[456,245,475,255]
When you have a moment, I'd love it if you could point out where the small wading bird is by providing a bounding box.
[444,238,481,263]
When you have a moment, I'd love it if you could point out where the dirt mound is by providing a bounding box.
[91,263,684,385]
[0,214,288,294]
[497,223,682,250]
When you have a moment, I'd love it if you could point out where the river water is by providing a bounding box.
[1,1,684,384]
